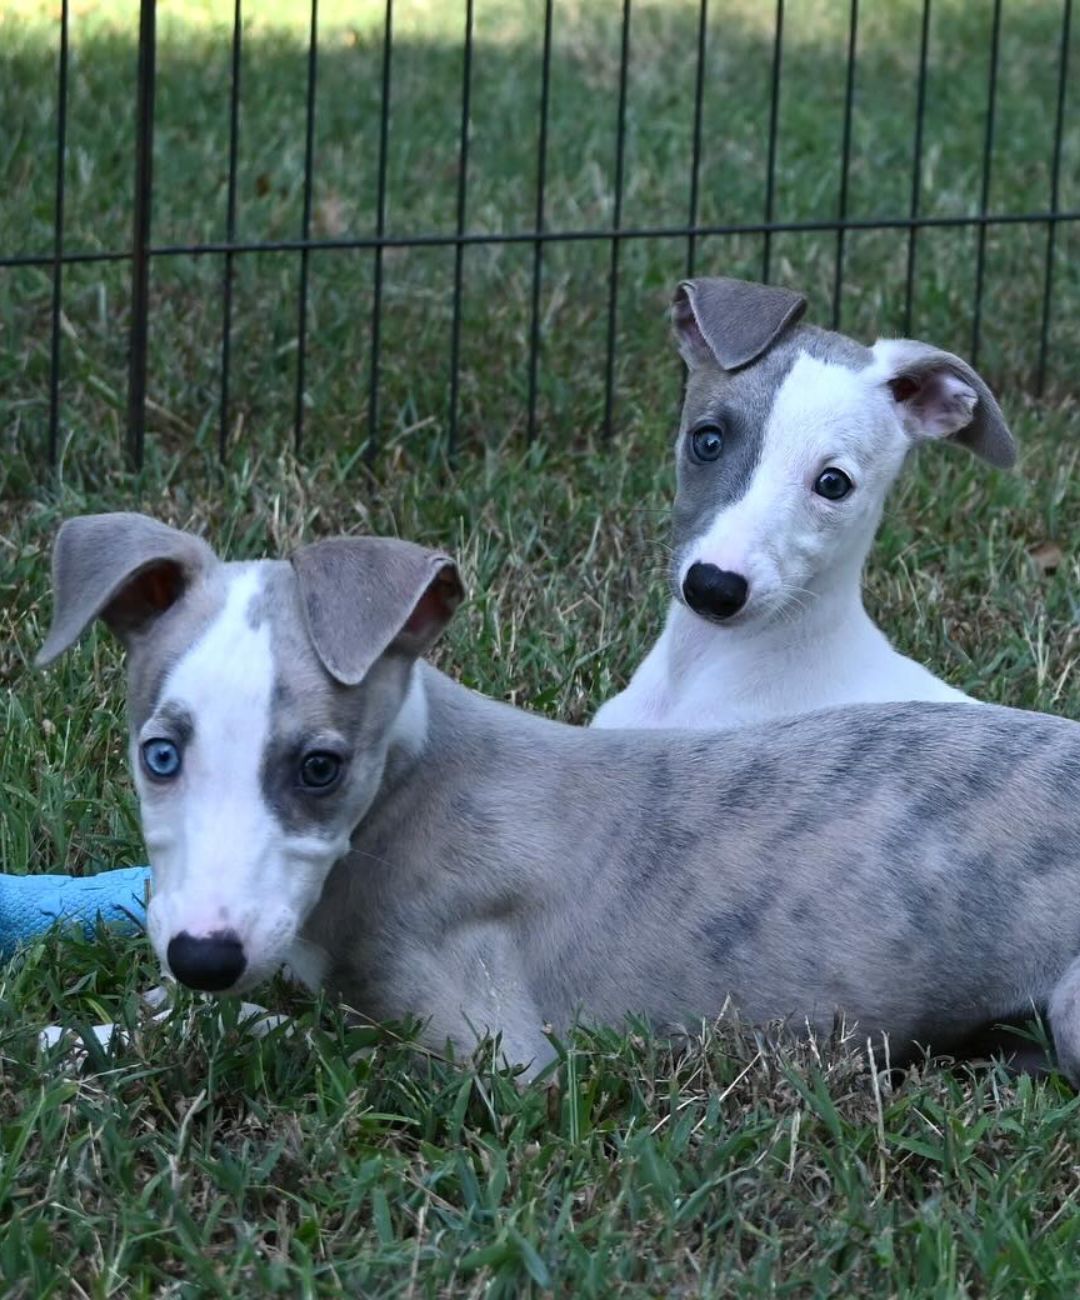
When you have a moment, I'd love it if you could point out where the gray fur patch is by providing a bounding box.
[256,563,418,836]
[148,702,195,747]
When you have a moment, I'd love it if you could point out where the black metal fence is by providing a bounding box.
[3,0,1077,470]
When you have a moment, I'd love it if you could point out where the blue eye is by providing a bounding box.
[690,424,724,463]
[141,738,181,780]
[299,751,342,791]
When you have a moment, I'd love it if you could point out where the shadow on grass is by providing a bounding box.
[1,0,1078,478]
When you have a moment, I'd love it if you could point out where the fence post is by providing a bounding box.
[127,0,156,469]
[761,0,784,283]
[47,0,70,467]
[601,0,632,441]
[1037,0,1073,396]
[366,0,393,465]
[293,0,319,456]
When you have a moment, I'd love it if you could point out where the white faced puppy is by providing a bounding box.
[37,514,1080,1088]
[593,276,1016,732]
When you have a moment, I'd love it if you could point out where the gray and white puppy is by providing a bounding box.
[593,276,1016,731]
[38,514,1080,1081]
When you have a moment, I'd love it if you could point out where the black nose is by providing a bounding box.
[682,563,749,620]
[167,930,246,992]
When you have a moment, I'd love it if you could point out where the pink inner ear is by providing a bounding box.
[402,587,440,639]
[888,374,921,404]
[671,290,710,359]
[402,572,460,640]
[105,560,186,634]
[143,565,181,611]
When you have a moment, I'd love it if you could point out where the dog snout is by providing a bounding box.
[167,929,247,992]
[682,563,749,620]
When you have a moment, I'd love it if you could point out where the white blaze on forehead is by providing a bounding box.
[162,563,273,752]
[141,563,277,942]
[756,352,879,480]
[684,352,886,582]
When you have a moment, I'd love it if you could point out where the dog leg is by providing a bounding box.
[400,925,557,1082]
[38,985,171,1055]
[39,988,289,1061]
[1047,958,1080,1086]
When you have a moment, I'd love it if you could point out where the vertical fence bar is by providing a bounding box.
[367,0,393,464]
[447,0,475,458]
[903,0,932,336]
[127,0,157,469]
[47,0,70,467]
[761,0,784,282]
[831,0,858,329]
[602,0,632,440]
[218,0,243,461]
[1037,0,1072,396]
[970,0,1001,369]
[685,0,708,278]
[526,0,554,443]
[293,0,319,454]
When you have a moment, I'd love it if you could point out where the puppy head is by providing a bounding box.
[38,516,463,993]
[669,278,1015,626]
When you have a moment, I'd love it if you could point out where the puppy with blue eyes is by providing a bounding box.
[593,276,1017,732]
[33,513,1080,1087]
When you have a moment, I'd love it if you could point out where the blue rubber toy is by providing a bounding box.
[0,866,151,960]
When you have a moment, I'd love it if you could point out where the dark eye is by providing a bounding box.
[299,751,342,791]
[814,467,853,501]
[689,424,724,463]
[141,738,181,780]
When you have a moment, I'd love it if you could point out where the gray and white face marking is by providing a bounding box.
[131,561,421,994]
[671,326,912,626]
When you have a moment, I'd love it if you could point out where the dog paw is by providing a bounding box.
[235,1001,292,1037]
[38,992,292,1068]
[38,1023,73,1053]
[38,1019,126,1075]
[39,997,174,1063]
[142,984,170,1011]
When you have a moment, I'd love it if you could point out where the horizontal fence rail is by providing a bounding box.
[3,0,1076,471]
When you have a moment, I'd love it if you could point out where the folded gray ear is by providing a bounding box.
[36,513,215,666]
[290,537,465,687]
[872,339,1017,468]
[672,276,808,371]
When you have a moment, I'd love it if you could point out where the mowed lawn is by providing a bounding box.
[2,0,1080,1293]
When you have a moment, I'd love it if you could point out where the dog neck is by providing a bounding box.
[361,659,557,819]
[644,542,906,730]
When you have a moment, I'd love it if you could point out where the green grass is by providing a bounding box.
[2,0,1079,466]
[2,0,1080,1293]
